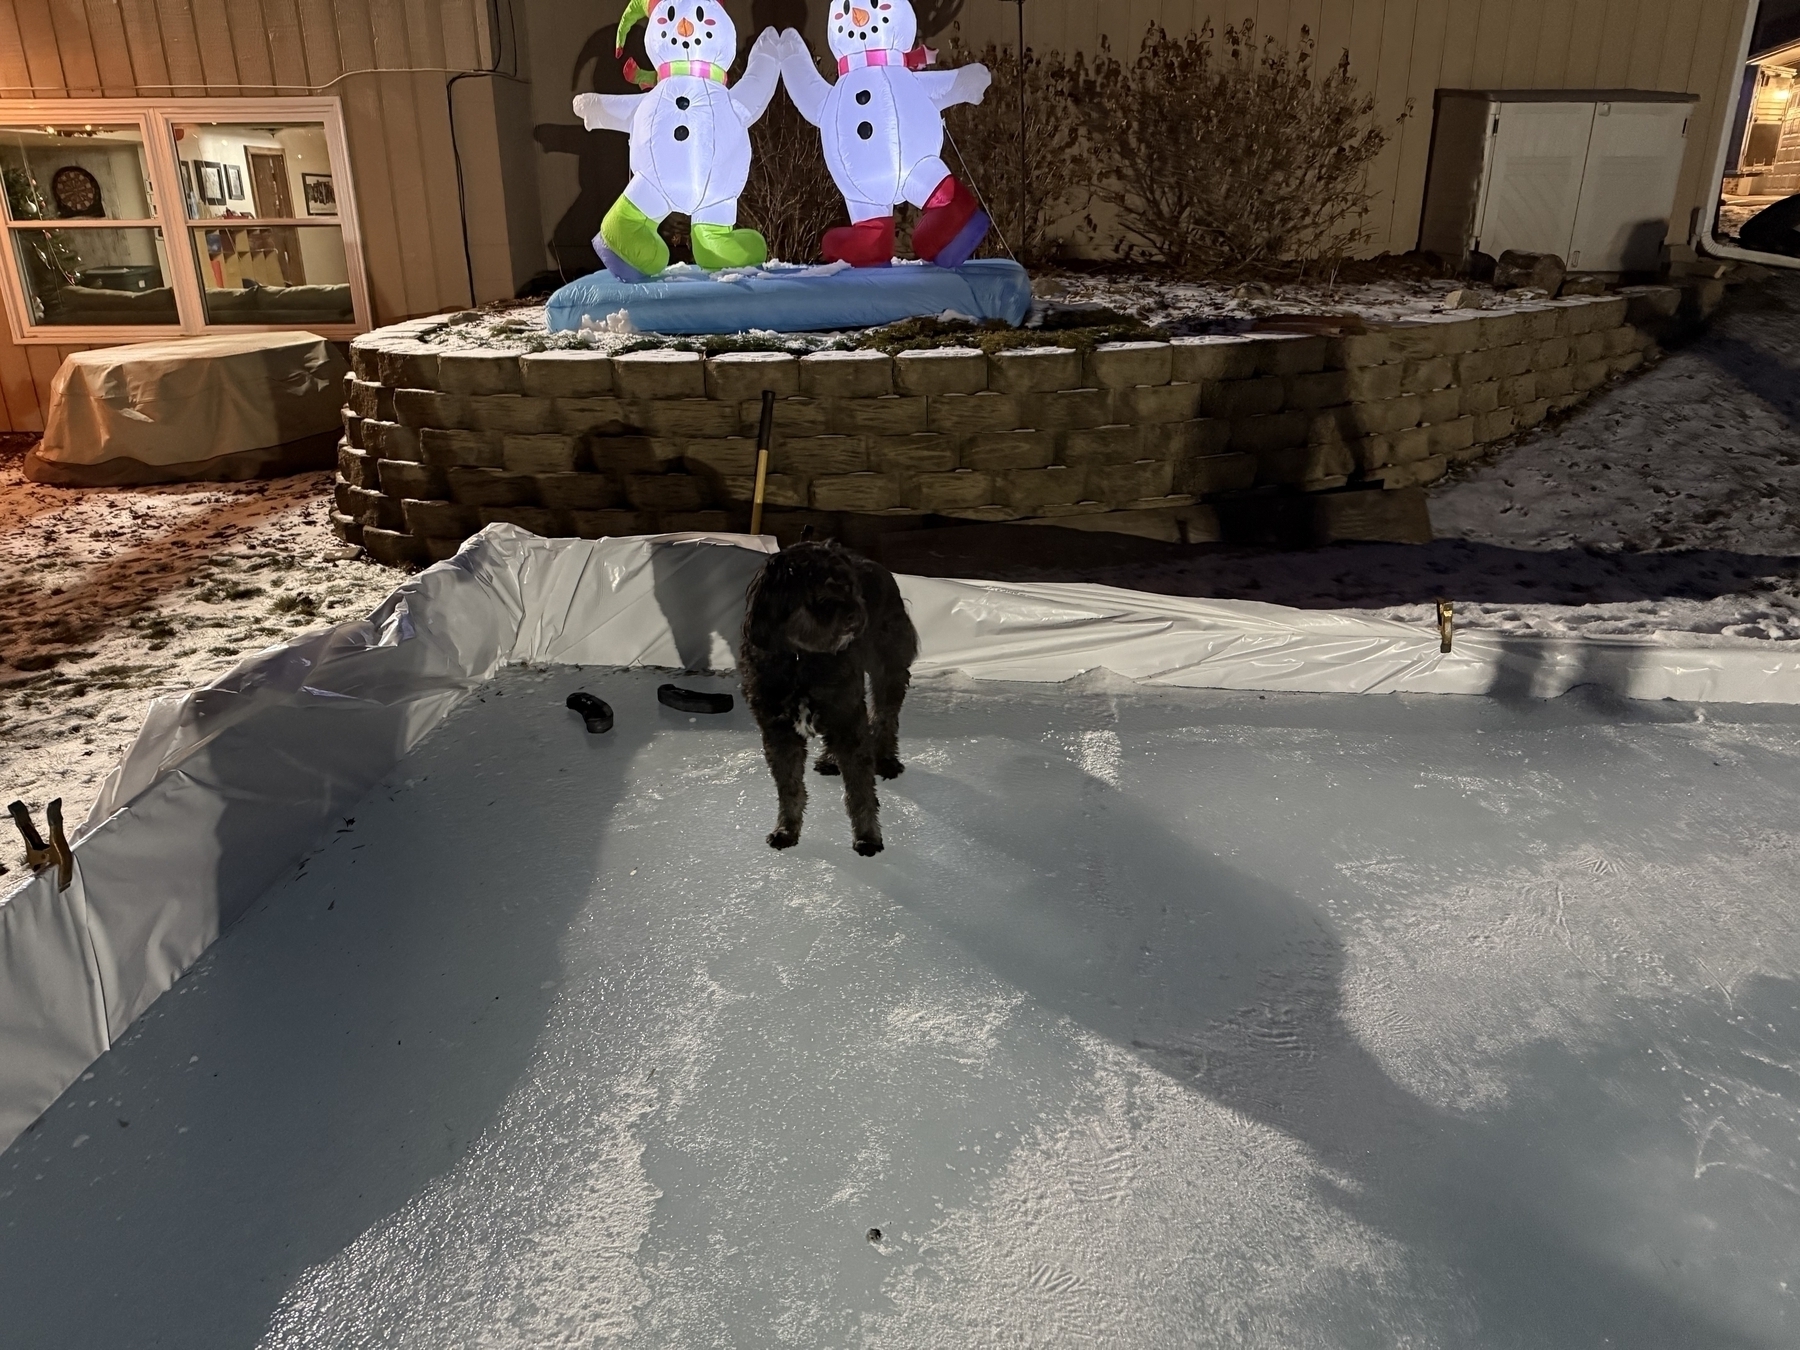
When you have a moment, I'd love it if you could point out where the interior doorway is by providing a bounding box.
[246,149,306,284]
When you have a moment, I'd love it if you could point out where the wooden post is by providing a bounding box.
[750,388,775,537]
[1437,598,1454,653]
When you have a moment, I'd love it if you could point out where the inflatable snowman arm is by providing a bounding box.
[572,92,637,133]
[731,27,783,126]
[776,28,832,127]
[916,62,992,111]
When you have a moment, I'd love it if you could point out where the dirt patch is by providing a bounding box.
[0,463,398,840]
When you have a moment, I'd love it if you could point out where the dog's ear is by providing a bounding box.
[742,559,789,654]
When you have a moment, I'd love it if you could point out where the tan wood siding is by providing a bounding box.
[0,0,496,430]
[0,0,1757,433]
[947,0,1751,263]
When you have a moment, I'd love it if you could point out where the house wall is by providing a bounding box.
[943,0,1754,263]
[0,0,540,433]
[0,0,1759,435]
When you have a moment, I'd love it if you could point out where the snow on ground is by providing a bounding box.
[431,263,1542,352]
[0,454,398,831]
[1,667,1796,1347]
[1040,271,1800,642]
[1044,267,1494,328]
[3,270,1798,838]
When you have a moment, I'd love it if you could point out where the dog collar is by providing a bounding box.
[836,45,935,75]
[657,59,729,84]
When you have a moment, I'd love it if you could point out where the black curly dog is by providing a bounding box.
[740,542,919,855]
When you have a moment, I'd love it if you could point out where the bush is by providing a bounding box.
[1072,21,1399,275]
[740,87,847,265]
[940,34,1093,267]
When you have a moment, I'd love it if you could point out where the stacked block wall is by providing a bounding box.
[336,288,1684,566]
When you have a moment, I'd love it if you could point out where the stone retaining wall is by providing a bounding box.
[335,284,1701,566]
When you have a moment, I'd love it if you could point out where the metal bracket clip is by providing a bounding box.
[9,798,73,891]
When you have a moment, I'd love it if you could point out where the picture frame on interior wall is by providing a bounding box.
[224,163,244,201]
[178,160,197,217]
[198,161,225,206]
[302,172,336,216]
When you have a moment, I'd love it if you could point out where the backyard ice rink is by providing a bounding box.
[1,664,1798,1348]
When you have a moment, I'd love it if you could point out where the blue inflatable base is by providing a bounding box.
[544,258,1032,335]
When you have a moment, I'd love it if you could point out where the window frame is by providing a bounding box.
[0,96,371,344]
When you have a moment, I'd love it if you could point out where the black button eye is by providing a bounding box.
[695,5,704,18]
[667,5,675,18]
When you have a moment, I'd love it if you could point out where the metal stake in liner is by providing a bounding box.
[750,388,776,537]
[9,798,72,891]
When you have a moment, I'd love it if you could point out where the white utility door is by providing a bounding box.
[1475,102,1596,260]
[1568,101,1692,271]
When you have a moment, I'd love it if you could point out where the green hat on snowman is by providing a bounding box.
[615,0,656,86]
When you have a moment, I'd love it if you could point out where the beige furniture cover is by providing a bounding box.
[24,331,349,486]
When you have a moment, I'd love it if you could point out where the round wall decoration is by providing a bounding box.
[51,165,103,218]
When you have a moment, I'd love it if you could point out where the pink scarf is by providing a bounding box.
[836,45,936,75]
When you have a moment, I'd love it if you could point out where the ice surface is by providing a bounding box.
[3,667,1800,1348]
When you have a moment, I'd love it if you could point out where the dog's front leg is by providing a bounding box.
[819,704,883,856]
[760,719,809,849]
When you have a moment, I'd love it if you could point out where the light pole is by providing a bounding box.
[999,0,1028,256]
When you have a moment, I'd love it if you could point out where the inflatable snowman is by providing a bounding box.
[778,2,991,268]
[573,0,781,281]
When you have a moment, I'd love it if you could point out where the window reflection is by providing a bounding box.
[0,126,155,223]
[10,227,177,325]
[190,226,354,324]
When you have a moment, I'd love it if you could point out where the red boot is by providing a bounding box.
[912,175,989,269]
[821,216,895,268]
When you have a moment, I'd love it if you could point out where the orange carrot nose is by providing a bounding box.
[676,16,694,35]
[851,7,870,24]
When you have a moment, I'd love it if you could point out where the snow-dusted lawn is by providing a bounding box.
[3,272,1796,833]
[0,462,397,829]
[1,666,1795,1347]
[1007,272,1800,644]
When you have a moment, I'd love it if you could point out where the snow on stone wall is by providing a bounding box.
[335,285,1712,567]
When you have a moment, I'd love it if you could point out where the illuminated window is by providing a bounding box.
[0,99,368,343]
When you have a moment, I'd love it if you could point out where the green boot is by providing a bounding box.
[690,222,769,271]
[597,195,669,282]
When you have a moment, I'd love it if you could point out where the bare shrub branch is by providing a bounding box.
[740,85,848,265]
[1074,21,1401,276]
[939,32,1094,266]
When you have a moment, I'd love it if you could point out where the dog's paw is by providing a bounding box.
[767,826,800,850]
[813,756,840,776]
[853,835,884,856]
[875,756,905,779]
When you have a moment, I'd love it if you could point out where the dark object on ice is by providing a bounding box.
[740,541,919,856]
[657,684,734,714]
[1738,194,1800,259]
[1493,249,1565,293]
[866,1228,882,1243]
[565,692,614,734]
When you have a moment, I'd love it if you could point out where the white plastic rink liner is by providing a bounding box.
[0,528,1798,1346]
